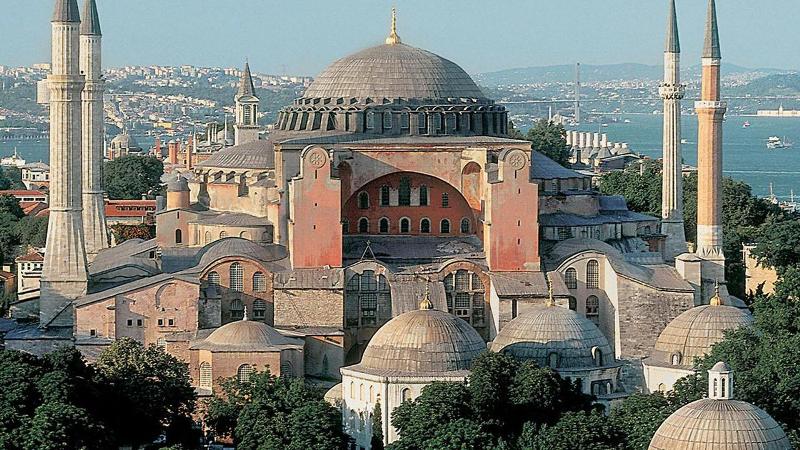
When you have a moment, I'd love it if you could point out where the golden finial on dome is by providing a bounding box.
[710,280,723,306]
[545,275,556,307]
[420,282,433,310]
[385,7,401,45]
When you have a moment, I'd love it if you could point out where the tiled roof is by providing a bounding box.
[105,200,156,217]
[196,140,274,170]
[193,212,269,227]
[0,190,46,197]
[16,252,43,262]
[530,151,586,180]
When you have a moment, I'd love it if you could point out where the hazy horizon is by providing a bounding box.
[2,0,800,76]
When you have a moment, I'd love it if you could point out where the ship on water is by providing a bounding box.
[766,136,793,149]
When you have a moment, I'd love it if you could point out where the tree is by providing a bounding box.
[0,167,24,191]
[390,382,476,450]
[15,216,48,249]
[598,160,662,217]
[0,212,20,264]
[205,370,345,450]
[371,402,385,450]
[751,219,800,269]
[524,119,571,166]
[93,338,196,448]
[522,410,624,450]
[109,223,155,243]
[609,393,673,450]
[103,155,164,200]
[0,195,24,219]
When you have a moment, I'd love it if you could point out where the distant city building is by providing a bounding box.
[107,131,143,160]
[756,105,800,117]
[0,149,26,168]
[20,162,50,190]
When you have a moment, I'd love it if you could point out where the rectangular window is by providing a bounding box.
[360,294,378,326]
[127,319,133,327]
[383,112,392,130]
[137,319,143,327]
[168,318,175,326]
[90,329,96,336]
[398,177,411,206]
[366,112,375,130]
[401,112,410,129]
[158,318,164,327]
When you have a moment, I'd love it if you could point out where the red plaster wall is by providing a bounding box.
[289,147,342,268]
[486,151,540,271]
[342,172,475,237]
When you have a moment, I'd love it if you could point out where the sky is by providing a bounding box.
[2,0,799,77]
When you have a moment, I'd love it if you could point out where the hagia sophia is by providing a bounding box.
[2,0,793,448]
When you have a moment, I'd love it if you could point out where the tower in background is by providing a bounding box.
[574,63,581,124]
[40,0,89,326]
[234,62,260,146]
[695,0,727,296]
[80,0,108,260]
[660,0,688,260]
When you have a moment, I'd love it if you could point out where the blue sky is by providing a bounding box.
[2,0,798,76]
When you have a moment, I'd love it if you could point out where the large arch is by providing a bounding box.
[342,171,475,237]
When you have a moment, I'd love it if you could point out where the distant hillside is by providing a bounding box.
[730,73,800,96]
[475,63,792,85]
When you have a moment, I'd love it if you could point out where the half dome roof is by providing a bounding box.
[302,43,486,102]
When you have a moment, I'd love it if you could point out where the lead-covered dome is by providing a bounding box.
[354,306,486,375]
[192,317,302,352]
[302,43,486,102]
[491,304,614,369]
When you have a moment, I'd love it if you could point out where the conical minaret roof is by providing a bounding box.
[237,62,257,99]
[80,0,101,35]
[703,0,721,59]
[53,0,80,22]
[665,0,680,53]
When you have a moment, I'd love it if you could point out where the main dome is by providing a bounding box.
[355,308,486,375]
[302,43,486,102]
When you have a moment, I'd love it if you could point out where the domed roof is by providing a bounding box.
[649,400,791,449]
[354,306,486,375]
[650,299,752,367]
[167,176,189,192]
[196,140,274,170]
[192,317,302,352]
[491,304,614,369]
[195,237,287,270]
[110,132,140,149]
[302,43,486,102]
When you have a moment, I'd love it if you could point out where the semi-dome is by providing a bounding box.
[192,316,301,352]
[650,290,752,368]
[649,362,792,450]
[491,302,614,368]
[355,301,486,375]
[302,43,486,102]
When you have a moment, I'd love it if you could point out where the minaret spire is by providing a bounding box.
[234,61,260,146]
[703,0,721,59]
[385,8,401,45]
[81,0,109,260]
[660,0,687,260]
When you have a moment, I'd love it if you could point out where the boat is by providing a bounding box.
[742,121,750,128]
[623,119,631,124]
[680,139,688,144]
[766,136,793,149]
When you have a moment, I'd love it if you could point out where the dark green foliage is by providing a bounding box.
[523,119,571,166]
[609,394,673,450]
[0,195,24,219]
[204,370,346,450]
[598,160,662,216]
[15,216,47,249]
[0,168,24,191]
[103,155,164,200]
[371,402,385,450]
[751,219,800,270]
[522,410,624,450]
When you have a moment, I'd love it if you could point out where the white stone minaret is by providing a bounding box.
[660,0,687,261]
[80,0,108,260]
[41,0,89,327]
[695,0,727,292]
[234,62,260,145]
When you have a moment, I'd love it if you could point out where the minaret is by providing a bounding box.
[41,0,89,326]
[234,62,259,146]
[660,0,687,260]
[80,0,108,260]
[695,0,727,286]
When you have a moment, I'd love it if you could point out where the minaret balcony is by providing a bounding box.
[694,100,727,111]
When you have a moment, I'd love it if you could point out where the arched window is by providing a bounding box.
[280,361,294,378]
[237,364,253,383]
[199,362,212,388]
[721,378,726,397]
[350,381,355,399]
[380,185,390,206]
[359,384,364,401]
[713,378,718,397]
[342,218,349,234]
[358,217,369,233]
[586,295,599,324]
[379,218,389,234]
[441,192,449,208]
[586,260,599,289]
[419,185,428,206]
[565,268,578,289]
[346,270,390,327]
[220,231,228,238]
[440,219,451,234]
[204,231,211,243]
[460,218,470,234]
[175,229,182,244]
[366,111,375,129]
[401,388,411,402]
[593,347,604,367]
[420,218,431,234]
[444,269,485,325]
[207,271,220,287]
[369,385,374,403]
[230,299,244,320]
[358,191,369,209]
[400,218,410,233]
[230,263,243,292]
[548,352,559,369]
[253,272,266,292]
[568,296,577,311]
[658,383,666,392]
[253,299,267,319]
[398,177,411,206]
[671,353,682,366]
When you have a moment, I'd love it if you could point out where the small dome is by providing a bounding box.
[491,304,614,368]
[193,318,301,352]
[651,303,752,367]
[302,43,486,102]
[356,308,486,375]
[110,133,140,150]
[649,399,791,449]
[167,177,189,192]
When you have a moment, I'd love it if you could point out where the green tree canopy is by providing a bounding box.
[103,155,164,200]
[522,410,624,450]
[524,119,571,166]
[15,216,48,249]
[751,218,800,270]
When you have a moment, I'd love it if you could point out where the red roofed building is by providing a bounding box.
[105,199,157,225]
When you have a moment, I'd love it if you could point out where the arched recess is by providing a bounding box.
[461,161,482,211]
[438,260,490,338]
